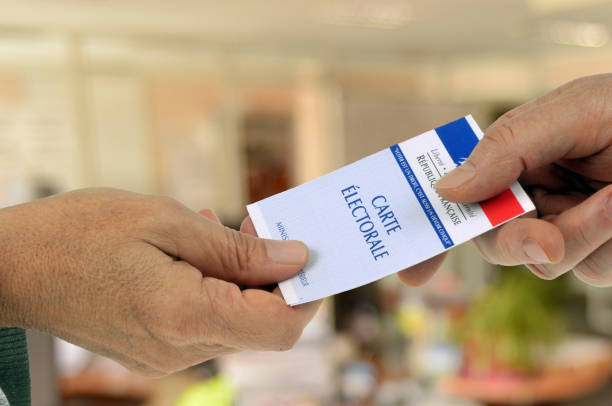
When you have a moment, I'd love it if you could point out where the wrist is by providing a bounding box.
[0,205,34,328]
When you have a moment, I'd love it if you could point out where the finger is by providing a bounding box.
[530,184,612,279]
[163,265,321,353]
[532,188,587,217]
[519,165,574,190]
[153,205,309,286]
[238,288,321,350]
[492,82,565,126]
[271,285,283,298]
[240,216,257,235]
[436,99,606,203]
[472,218,564,266]
[196,276,321,351]
[558,144,612,182]
[521,164,605,195]
[572,240,612,287]
[397,253,447,287]
[270,285,322,320]
[199,208,221,224]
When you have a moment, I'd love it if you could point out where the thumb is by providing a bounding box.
[434,99,592,203]
[209,225,309,285]
[156,208,309,286]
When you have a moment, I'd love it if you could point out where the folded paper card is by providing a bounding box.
[247,115,534,305]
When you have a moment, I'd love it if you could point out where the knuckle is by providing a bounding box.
[140,360,172,377]
[122,356,169,378]
[277,326,302,351]
[602,192,612,231]
[132,195,182,231]
[574,256,601,276]
[487,225,522,265]
[166,292,221,345]
[130,365,167,378]
[279,313,306,351]
[575,221,592,249]
[498,236,518,265]
[483,122,530,170]
[572,200,609,250]
[485,122,516,150]
[148,360,182,377]
[472,238,494,264]
[221,227,263,276]
[498,110,515,122]
[200,279,242,336]
[154,195,181,213]
[254,307,304,351]
[138,296,197,346]
[573,256,610,287]
[133,326,193,374]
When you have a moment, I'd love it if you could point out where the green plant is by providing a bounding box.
[455,266,566,373]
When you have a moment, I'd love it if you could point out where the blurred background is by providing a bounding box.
[1,0,612,405]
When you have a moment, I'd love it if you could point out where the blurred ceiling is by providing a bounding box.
[1,0,611,58]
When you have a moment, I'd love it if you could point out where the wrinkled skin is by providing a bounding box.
[0,188,320,377]
[398,73,612,287]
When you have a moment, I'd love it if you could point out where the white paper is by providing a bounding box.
[247,115,535,305]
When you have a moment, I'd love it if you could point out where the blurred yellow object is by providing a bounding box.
[174,376,235,406]
[395,304,427,336]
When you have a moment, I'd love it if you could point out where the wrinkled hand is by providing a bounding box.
[0,188,320,376]
[398,74,612,287]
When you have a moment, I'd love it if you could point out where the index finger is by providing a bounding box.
[199,276,321,351]
[186,214,320,349]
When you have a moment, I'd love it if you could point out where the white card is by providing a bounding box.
[247,115,534,305]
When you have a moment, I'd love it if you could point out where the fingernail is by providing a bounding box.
[436,161,476,190]
[522,238,551,263]
[264,240,308,265]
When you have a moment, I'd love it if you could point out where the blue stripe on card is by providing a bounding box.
[390,144,454,249]
[435,117,479,167]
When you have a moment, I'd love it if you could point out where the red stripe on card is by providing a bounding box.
[479,189,524,226]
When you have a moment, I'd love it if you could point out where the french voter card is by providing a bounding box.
[247,115,535,305]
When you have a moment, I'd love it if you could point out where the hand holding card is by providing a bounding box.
[247,116,535,305]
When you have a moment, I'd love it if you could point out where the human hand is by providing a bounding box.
[0,188,320,376]
[398,74,612,287]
